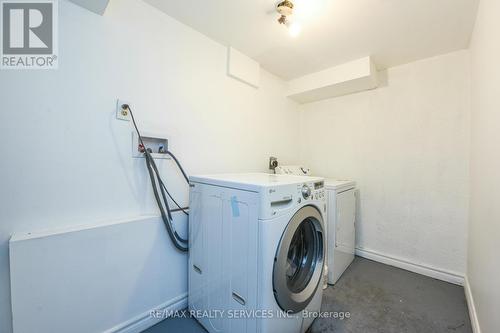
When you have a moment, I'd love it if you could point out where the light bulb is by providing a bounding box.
[288,22,301,37]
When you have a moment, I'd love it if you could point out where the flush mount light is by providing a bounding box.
[276,0,301,37]
[276,0,294,24]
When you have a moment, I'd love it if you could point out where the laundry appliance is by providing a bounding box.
[188,173,326,333]
[275,166,356,285]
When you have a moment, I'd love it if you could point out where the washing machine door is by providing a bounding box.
[273,205,325,313]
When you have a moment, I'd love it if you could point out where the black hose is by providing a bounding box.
[126,105,188,252]
[147,151,189,215]
[165,151,189,184]
[161,182,189,215]
[147,151,188,243]
[144,150,188,251]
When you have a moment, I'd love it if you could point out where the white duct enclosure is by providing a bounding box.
[287,57,379,104]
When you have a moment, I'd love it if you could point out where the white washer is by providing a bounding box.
[188,173,326,333]
[275,166,356,285]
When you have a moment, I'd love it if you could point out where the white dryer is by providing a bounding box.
[324,180,356,285]
[188,173,326,333]
[275,166,356,285]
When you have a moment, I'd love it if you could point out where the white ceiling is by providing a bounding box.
[144,0,478,80]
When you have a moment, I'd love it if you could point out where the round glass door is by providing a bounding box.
[273,205,325,313]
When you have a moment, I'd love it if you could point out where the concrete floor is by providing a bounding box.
[143,257,471,333]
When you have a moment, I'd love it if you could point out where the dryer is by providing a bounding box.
[324,180,356,285]
[188,173,326,333]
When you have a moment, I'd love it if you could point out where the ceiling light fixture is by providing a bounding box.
[276,0,301,37]
[277,0,294,24]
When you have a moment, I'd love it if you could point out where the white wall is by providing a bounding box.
[299,51,471,279]
[468,0,500,331]
[0,1,300,332]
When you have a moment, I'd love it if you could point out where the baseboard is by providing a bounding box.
[464,277,481,333]
[355,247,465,285]
[104,293,188,333]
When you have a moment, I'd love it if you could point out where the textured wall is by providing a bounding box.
[468,0,500,331]
[299,51,470,277]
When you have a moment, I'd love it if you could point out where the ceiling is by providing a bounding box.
[144,0,479,80]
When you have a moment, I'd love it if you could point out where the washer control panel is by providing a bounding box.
[297,181,325,201]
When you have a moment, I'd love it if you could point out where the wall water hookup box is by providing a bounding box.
[132,131,169,159]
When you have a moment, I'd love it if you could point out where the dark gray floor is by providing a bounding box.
[312,257,471,333]
[143,257,471,333]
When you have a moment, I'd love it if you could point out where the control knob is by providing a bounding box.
[301,185,311,200]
